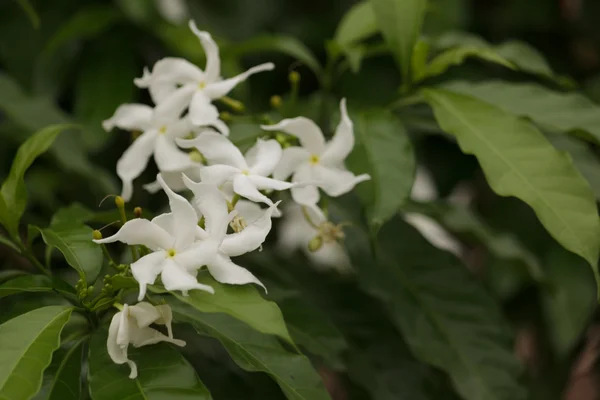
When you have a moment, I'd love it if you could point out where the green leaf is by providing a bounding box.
[50,203,94,228]
[422,88,600,284]
[0,124,72,236]
[0,275,77,301]
[347,110,415,228]
[0,306,73,400]
[16,0,40,29]
[38,225,102,284]
[352,217,526,400]
[88,329,211,400]
[35,338,85,400]
[150,271,293,344]
[370,0,427,84]
[169,299,331,400]
[0,233,20,253]
[334,1,377,49]
[442,80,600,145]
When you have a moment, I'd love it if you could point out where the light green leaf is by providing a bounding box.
[0,275,77,301]
[39,225,102,284]
[170,299,331,400]
[0,124,72,236]
[334,1,377,49]
[442,80,600,144]
[88,329,211,400]
[347,110,415,228]
[0,306,73,400]
[150,271,293,344]
[370,0,427,83]
[34,338,85,400]
[353,217,526,400]
[50,203,94,228]
[423,88,600,284]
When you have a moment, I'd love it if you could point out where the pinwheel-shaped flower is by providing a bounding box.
[262,99,370,206]
[135,20,274,135]
[108,302,185,379]
[178,132,293,206]
[103,89,201,201]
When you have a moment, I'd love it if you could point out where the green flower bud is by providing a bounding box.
[270,95,282,109]
[92,230,102,240]
[115,196,125,208]
[289,71,301,84]
[220,111,232,121]
[308,236,323,252]
[134,207,143,218]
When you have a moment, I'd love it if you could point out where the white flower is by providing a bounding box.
[94,175,215,300]
[278,203,350,271]
[178,131,293,206]
[103,90,201,201]
[262,99,370,206]
[182,175,278,289]
[107,302,185,379]
[155,0,188,25]
[135,20,274,135]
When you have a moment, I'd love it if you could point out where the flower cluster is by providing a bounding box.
[97,20,369,377]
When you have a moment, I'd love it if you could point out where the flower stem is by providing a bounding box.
[116,197,139,262]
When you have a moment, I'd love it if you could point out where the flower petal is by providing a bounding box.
[128,302,161,328]
[102,104,152,132]
[116,130,158,201]
[313,165,370,197]
[188,91,228,134]
[203,63,275,99]
[320,98,354,165]
[165,117,196,140]
[245,139,282,176]
[189,21,220,82]
[131,252,168,301]
[143,165,203,194]
[290,164,320,205]
[233,174,273,205]
[177,131,246,169]
[135,57,202,104]
[152,85,195,125]
[157,174,199,250]
[404,213,461,256]
[174,239,220,270]
[129,324,186,348]
[207,253,266,291]
[182,175,231,239]
[154,135,196,172]
[234,200,264,224]
[273,147,310,181]
[248,175,294,191]
[220,202,279,257]
[107,311,128,364]
[93,219,173,251]
[154,304,175,338]
[161,258,215,295]
[261,117,325,154]
[199,164,240,185]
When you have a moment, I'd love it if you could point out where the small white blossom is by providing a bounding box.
[107,302,185,379]
[262,99,370,206]
[135,20,274,135]
[179,131,293,206]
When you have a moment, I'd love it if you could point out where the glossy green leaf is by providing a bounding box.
[169,299,331,400]
[88,329,211,400]
[423,88,600,283]
[151,271,292,344]
[0,124,72,236]
[370,0,427,83]
[0,275,77,301]
[50,203,94,228]
[353,217,526,400]
[347,110,415,227]
[0,233,20,253]
[38,225,102,284]
[0,306,73,400]
[35,338,85,400]
[442,80,600,144]
[334,1,377,49]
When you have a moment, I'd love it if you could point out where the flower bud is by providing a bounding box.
[134,207,142,218]
[308,236,323,252]
[289,71,301,85]
[92,230,103,240]
[270,95,282,109]
[115,196,125,208]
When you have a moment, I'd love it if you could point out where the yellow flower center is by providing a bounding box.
[159,126,167,134]
[167,249,176,257]
[309,154,320,165]
[241,169,250,175]
[197,81,206,89]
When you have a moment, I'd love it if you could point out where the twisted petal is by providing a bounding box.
[313,165,370,197]
[248,175,294,191]
[131,252,168,301]
[178,131,246,169]
[116,130,158,201]
[93,219,173,251]
[245,139,282,176]
[165,117,196,140]
[107,311,137,378]
[233,174,273,205]
[207,253,266,291]
[157,174,199,250]
[290,164,319,205]
[153,85,195,125]
[182,175,230,239]
[129,324,186,348]
[189,21,220,82]
[261,117,325,154]
[188,92,228,134]
[174,239,220,270]
[199,164,240,185]
[136,57,202,104]
[220,202,279,257]
[154,304,175,338]
[144,165,203,194]
[234,200,264,224]
[273,147,310,181]
[154,135,196,172]
[102,104,152,132]
[128,302,161,328]
[161,258,215,295]
[203,63,275,99]
[320,99,355,165]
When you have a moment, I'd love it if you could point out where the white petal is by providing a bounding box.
[273,147,310,181]
[93,219,173,251]
[157,174,199,250]
[137,57,202,104]
[234,200,264,224]
[403,213,461,256]
[313,165,370,197]
[154,135,196,172]
[220,202,279,257]
[177,131,246,169]
[161,258,215,295]
[144,165,203,194]
[116,305,130,346]
[165,117,196,140]
[155,0,188,24]
[130,324,186,348]
[102,104,152,132]
[261,117,325,154]
[277,203,318,253]
[203,63,275,99]
[410,167,438,202]
[189,21,220,82]
[207,253,266,291]
[154,304,175,338]
[174,239,220,270]
[248,175,294,191]
[128,302,161,328]
[320,98,355,165]
[199,164,240,185]
[290,165,320,205]
[131,252,168,301]
[245,139,282,176]
[232,174,273,205]
[188,91,227,135]
[307,242,351,272]
[181,176,231,239]
[152,85,196,125]
[116,130,158,201]
[107,312,128,365]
